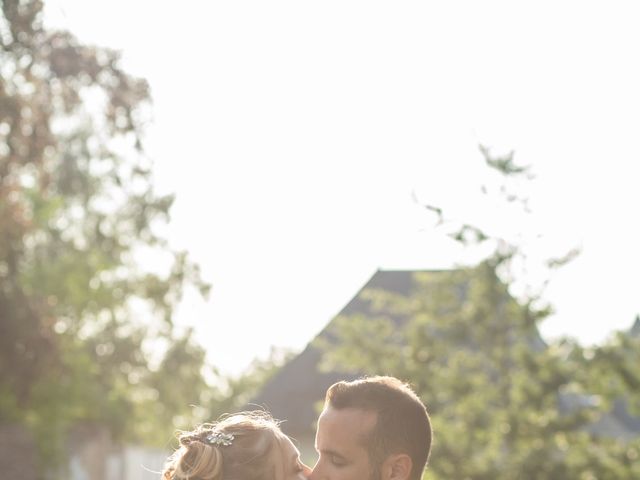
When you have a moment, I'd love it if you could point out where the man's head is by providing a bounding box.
[311,376,432,480]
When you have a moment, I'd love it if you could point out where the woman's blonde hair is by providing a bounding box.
[162,411,286,480]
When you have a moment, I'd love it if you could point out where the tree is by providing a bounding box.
[319,147,640,479]
[0,0,211,471]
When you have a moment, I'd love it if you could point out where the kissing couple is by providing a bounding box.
[162,375,432,480]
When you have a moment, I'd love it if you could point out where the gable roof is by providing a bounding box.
[249,269,439,435]
[250,268,638,440]
[630,315,640,338]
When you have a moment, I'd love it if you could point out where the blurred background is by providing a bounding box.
[1,1,639,479]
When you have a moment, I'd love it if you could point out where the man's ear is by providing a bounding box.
[380,453,412,480]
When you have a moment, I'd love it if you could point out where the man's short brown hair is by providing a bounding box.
[325,376,432,480]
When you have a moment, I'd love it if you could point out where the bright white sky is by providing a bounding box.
[45,1,640,375]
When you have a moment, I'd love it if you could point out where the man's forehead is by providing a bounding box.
[318,406,378,437]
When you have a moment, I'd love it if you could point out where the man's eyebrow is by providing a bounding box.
[318,448,347,460]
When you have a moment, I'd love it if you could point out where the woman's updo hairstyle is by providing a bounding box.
[162,411,285,480]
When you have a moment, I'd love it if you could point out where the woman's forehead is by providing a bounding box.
[269,434,299,479]
[279,434,300,457]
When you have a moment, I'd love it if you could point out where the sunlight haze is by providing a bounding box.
[45,0,640,374]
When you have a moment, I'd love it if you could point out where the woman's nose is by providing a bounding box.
[301,462,313,478]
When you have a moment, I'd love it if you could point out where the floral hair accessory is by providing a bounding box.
[205,432,234,447]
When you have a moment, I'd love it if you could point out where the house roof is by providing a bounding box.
[630,315,640,338]
[249,269,427,435]
[250,268,638,439]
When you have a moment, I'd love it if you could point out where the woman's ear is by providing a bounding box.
[381,453,413,480]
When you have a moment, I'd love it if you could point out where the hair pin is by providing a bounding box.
[205,432,234,447]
